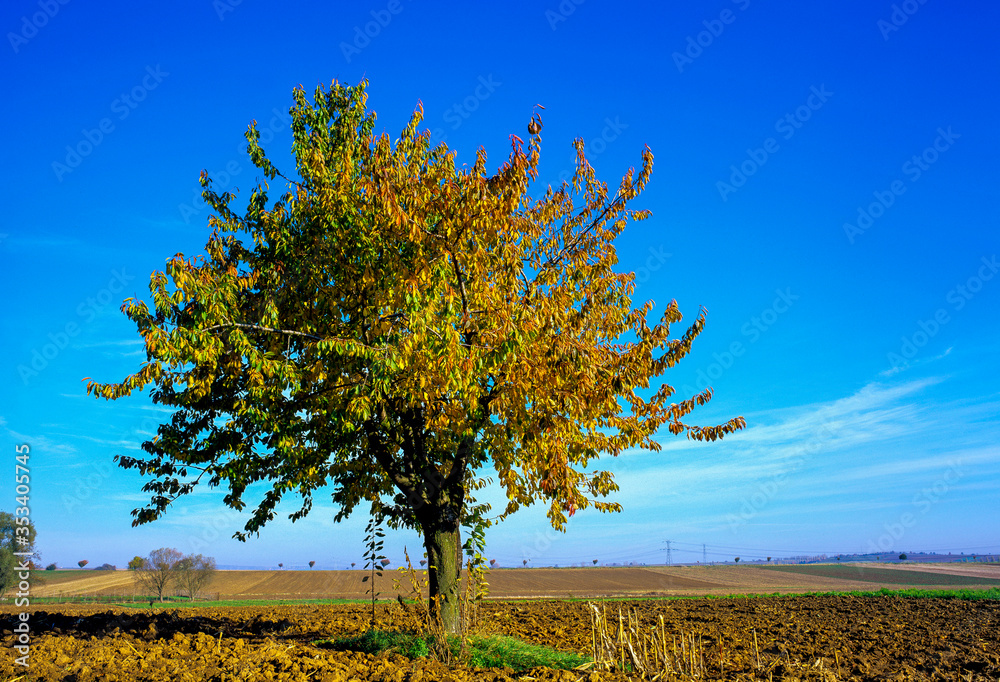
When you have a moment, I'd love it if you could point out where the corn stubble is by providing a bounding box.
[587,602,846,681]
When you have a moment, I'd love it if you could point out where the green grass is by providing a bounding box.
[573,586,1000,602]
[314,629,589,672]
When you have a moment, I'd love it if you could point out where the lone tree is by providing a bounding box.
[87,79,744,634]
[133,548,183,602]
[176,553,217,600]
[77,560,88,569]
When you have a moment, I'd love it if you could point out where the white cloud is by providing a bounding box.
[608,376,991,515]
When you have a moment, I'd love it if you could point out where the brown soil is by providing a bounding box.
[3,595,997,681]
[34,563,1000,601]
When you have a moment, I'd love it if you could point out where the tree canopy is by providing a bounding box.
[87,79,745,631]
[133,547,183,602]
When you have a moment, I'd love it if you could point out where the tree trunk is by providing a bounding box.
[424,518,461,635]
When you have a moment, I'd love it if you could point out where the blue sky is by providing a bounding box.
[2,0,997,570]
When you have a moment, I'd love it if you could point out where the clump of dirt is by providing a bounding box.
[2,595,997,680]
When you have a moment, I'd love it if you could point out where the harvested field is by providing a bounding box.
[759,564,1000,587]
[3,594,998,680]
[33,563,1000,601]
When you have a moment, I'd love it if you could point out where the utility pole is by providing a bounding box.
[663,540,672,566]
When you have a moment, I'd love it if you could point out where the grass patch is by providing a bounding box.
[314,629,589,672]
[573,586,1000,603]
[465,634,589,671]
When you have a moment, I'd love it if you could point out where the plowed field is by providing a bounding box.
[3,595,998,681]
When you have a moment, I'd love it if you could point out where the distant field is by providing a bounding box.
[760,564,1000,586]
[25,563,1000,602]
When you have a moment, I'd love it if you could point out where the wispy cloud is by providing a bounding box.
[880,347,953,377]
[74,339,145,349]
[2,424,78,455]
[610,376,995,514]
[45,433,142,450]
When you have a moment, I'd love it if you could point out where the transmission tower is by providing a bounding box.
[663,540,672,566]
[703,544,707,564]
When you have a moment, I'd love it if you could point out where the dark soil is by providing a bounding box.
[2,594,997,680]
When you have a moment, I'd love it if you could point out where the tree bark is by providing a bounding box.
[423,516,462,635]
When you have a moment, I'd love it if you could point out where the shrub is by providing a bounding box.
[95,563,117,570]
[45,563,57,571]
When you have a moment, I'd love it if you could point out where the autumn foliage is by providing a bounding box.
[87,79,744,632]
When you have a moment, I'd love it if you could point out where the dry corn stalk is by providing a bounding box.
[588,602,708,678]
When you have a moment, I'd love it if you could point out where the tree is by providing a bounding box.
[87,79,745,634]
[78,560,88,569]
[278,563,283,569]
[176,554,217,600]
[734,557,740,563]
[0,512,40,598]
[133,548,183,602]
[46,563,57,571]
[128,556,145,570]
[899,553,907,561]
[309,560,316,569]
[593,559,598,565]
[95,563,117,570]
